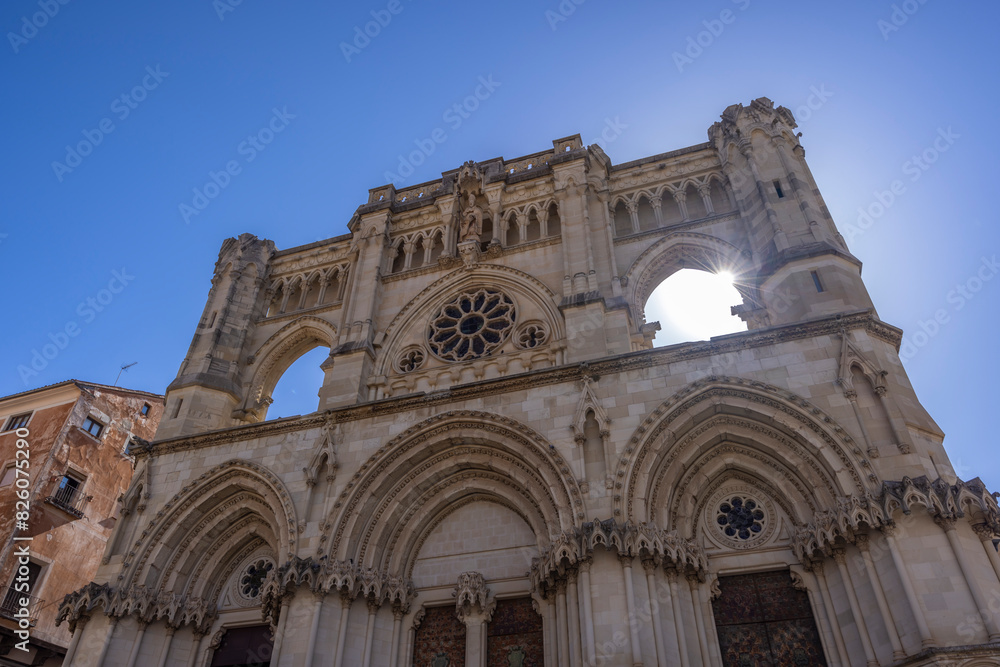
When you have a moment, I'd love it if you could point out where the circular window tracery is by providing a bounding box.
[238,558,273,601]
[704,484,776,550]
[428,289,516,362]
[716,496,765,541]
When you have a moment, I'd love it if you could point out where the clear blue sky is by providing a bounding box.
[3,1,998,487]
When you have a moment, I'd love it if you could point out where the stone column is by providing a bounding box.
[649,195,663,226]
[973,524,1000,584]
[556,579,571,667]
[389,604,404,667]
[831,548,878,666]
[666,567,689,665]
[619,555,644,666]
[96,617,119,667]
[187,631,206,667]
[811,560,852,664]
[269,596,292,667]
[697,183,714,215]
[578,558,597,665]
[622,200,637,234]
[124,620,149,667]
[688,574,711,666]
[641,559,667,665]
[883,524,934,647]
[361,597,380,667]
[566,569,582,667]
[404,608,425,667]
[154,623,176,667]
[856,534,906,660]
[305,592,325,667]
[543,596,558,667]
[672,189,690,221]
[333,592,352,667]
[939,518,1000,640]
[63,615,89,666]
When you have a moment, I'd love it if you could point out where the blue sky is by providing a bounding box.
[2,1,998,487]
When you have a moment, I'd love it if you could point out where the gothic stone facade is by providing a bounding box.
[59,98,1000,666]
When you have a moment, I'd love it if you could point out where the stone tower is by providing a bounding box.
[60,98,1000,667]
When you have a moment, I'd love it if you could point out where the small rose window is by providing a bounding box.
[428,289,516,361]
[239,559,274,600]
[716,496,765,541]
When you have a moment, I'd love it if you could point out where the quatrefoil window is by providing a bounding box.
[716,496,765,541]
[397,347,426,373]
[514,322,549,349]
[239,559,273,600]
[428,289,516,362]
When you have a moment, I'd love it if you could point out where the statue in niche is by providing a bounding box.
[460,191,484,243]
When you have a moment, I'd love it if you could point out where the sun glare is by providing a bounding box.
[645,269,746,346]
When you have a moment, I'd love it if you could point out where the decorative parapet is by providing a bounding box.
[791,476,1000,562]
[56,583,217,634]
[529,518,707,598]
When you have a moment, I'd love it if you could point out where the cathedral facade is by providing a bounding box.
[59,98,1000,666]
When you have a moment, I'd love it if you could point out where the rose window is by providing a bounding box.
[239,559,273,600]
[716,496,765,541]
[428,289,516,361]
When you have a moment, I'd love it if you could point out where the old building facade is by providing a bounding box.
[60,98,1000,666]
[0,381,163,665]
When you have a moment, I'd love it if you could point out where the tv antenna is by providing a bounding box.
[114,362,138,387]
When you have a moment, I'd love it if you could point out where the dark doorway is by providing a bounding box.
[487,597,544,666]
[209,625,274,667]
[712,570,827,666]
[413,605,466,667]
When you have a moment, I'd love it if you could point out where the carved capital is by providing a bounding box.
[972,523,998,543]
[831,547,847,565]
[855,533,871,552]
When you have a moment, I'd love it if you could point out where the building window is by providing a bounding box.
[773,180,785,198]
[3,413,31,432]
[1,561,43,619]
[0,466,15,488]
[811,270,825,293]
[140,403,151,417]
[54,474,83,507]
[82,417,104,438]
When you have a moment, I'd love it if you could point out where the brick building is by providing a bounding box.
[0,381,163,665]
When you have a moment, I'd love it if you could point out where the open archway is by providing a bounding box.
[645,268,746,346]
[266,345,330,419]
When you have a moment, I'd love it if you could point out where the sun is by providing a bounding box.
[645,269,746,346]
